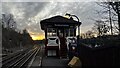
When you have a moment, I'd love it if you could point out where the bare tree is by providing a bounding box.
[92,20,110,36]
[96,2,120,35]
[85,30,95,38]
[2,14,17,30]
[110,2,120,35]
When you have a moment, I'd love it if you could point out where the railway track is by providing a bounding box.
[1,46,40,68]
[27,47,41,68]
[0,47,31,63]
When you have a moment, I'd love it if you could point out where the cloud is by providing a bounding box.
[2,2,48,32]
[1,0,93,2]
[0,2,2,18]
[2,2,103,37]
[2,0,118,2]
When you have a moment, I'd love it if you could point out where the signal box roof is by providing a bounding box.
[40,15,81,30]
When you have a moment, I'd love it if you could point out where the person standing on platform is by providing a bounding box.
[58,33,67,58]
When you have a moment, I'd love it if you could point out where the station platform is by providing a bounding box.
[41,57,69,68]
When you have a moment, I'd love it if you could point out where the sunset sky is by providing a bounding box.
[1,0,117,40]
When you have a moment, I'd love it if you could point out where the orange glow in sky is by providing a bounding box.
[28,30,45,40]
[31,34,45,40]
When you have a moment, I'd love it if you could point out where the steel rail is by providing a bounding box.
[2,47,37,68]
[27,47,40,68]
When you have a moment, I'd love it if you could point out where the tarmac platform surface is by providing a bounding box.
[41,57,69,68]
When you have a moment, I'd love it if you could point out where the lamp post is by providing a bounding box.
[65,13,81,37]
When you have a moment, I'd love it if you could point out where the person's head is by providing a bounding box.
[59,33,63,37]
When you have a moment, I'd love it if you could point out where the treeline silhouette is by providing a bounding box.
[2,27,33,53]
[80,35,120,48]
[33,40,44,45]
[2,14,34,53]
